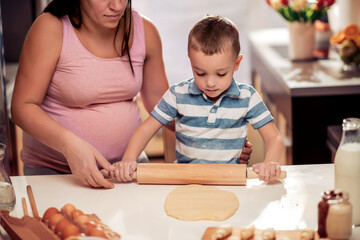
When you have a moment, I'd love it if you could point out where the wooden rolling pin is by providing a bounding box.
[131,163,286,185]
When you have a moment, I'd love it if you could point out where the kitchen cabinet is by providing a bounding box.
[248,28,360,165]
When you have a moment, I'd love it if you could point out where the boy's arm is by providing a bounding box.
[257,121,285,164]
[122,115,163,161]
[253,121,285,182]
[111,116,163,182]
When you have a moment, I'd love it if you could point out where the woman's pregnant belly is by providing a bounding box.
[22,98,142,171]
[50,99,142,163]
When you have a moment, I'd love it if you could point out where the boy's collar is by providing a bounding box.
[188,78,202,95]
[223,79,241,97]
[188,78,241,97]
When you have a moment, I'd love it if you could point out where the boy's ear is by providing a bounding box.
[234,55,243,71]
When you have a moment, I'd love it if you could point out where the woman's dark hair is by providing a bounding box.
[44,0,134,73]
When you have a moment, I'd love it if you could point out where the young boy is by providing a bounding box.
[111,15,285,182]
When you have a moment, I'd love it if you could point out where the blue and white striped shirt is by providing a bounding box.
[151,78,273,164]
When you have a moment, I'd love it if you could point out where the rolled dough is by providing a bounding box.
[164,184,239,221]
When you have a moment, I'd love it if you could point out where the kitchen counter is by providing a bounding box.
[248,28,360,165]
[7,164,360,240]
[248,28,360,97]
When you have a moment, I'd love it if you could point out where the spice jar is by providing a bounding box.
[318,190,352,239]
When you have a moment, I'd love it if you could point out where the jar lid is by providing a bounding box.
[321,189,349,203]
[343,118,360,131]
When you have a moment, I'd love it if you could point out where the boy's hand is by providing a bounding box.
[252,162,281,182]
[110,160,138,182]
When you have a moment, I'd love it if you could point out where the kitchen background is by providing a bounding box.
[0,0,358,175]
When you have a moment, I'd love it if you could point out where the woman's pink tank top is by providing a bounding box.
[21,10,146,172]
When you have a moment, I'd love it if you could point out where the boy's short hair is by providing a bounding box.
[188,15,240,58]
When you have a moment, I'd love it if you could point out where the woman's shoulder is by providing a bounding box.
[31,12,63,34]
[138,14,162,57]
[140,14,155,28]
[27,13,63,45]
[23,12,63,57]
[141,15,160,39]
[137,13,160,39]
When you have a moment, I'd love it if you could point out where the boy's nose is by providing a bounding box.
[206,77,216,88]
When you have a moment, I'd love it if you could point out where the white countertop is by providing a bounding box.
[9,164,360,240]
[248,28,360,97]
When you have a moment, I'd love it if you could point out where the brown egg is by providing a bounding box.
[49,213,65,229]
[42,207,60,223]
[88,226,107,238]
[84,222,106,237]
[55,218,71,235]
[84,221,97,234]
[61,223,81,240]
[71,209,84,220]
[74,214,90,228]
[61,203,76,219]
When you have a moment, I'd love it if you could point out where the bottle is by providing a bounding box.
[334,118,360,226]
[318,190,352,239]
[0,143,16,211]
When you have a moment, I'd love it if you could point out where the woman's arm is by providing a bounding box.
[11,13,114,188]
[140,17,169,113]
[11,13,64,148]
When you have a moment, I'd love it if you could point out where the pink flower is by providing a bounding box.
[267,0,289,9]
[292,0,307,12]
[281,0,289,6]
[316,0,324,9]
[265,0,335,22]
[269,0,283,10]
[317,0,335,10]
[324,0,335,7]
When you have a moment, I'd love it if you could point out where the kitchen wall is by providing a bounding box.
[133,0,286,86]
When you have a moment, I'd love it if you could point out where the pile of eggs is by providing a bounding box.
[42,203,121,240]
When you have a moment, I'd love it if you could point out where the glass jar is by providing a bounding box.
[318,190,352,239]
[0,143,16,211]
[334,118,360,226]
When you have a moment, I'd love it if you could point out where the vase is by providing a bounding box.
[288,22,315,61]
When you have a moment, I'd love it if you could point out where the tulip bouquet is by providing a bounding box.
[266,0,335,23]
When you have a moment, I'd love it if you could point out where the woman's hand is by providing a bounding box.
[110,160,138,182]
[239,140,253,164]
[64,137,115,188]
[252,162,281,182]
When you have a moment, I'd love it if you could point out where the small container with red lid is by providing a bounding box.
[318,190,352,239]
